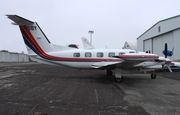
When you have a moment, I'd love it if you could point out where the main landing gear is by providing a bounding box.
[106,69,157,83]
[106,70,113,76]
[106,68,123,83]
[114,67,123,83]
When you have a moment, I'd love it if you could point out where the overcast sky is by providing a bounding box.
[1,0,180,53]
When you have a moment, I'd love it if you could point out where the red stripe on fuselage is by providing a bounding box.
[20,26,123,62]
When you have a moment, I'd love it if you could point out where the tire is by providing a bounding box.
[151,73,156,79]
[115,77,123,83]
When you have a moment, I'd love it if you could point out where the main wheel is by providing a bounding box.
[106,70,113,76]
[151,73,156,79]
[115,77,123,83]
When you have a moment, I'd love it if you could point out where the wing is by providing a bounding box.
[91,60,124,68]
[91,53,159,69]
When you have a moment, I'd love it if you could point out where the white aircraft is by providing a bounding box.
[7,15,176,83]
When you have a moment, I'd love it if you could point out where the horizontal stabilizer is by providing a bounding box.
[6,15,34,25]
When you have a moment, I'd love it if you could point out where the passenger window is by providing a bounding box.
[85,52,92,57]
[73,53,80,57]
[97,52,103,57]
[108,52,115,57]
[129,51,135,53]
[119,52,125,55]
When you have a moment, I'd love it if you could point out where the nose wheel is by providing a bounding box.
[150,73,156,79]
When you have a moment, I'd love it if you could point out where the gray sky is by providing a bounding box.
[1,0,180,53]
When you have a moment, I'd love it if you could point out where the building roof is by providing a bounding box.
[137,14,180,40]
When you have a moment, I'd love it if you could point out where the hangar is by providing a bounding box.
[137,15,180,60]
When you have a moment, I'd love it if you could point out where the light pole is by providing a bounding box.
[88,30,94,44]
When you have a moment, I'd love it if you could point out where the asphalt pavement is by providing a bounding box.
[0,62,180,115]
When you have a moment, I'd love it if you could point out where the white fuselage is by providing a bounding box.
[31,48,136,69]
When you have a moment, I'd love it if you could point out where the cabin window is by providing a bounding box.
[119,52,125,55]
[108,52,115,57]
[73,53,80,57]
[85,52,92,57]
[97,52,103,57]
[129,51,135,53]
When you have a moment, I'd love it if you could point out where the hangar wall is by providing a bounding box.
[173,29,180,60]
[137,15,180,60]
[0,51,29,62]
[143,30,179,60]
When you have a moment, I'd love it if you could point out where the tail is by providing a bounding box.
[81,37,94,49]
[6,15,54,54]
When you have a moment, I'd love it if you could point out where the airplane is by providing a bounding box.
[6,15,175,83]
[82,37,180,70]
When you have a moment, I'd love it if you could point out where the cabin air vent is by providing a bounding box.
[37,36,41,39]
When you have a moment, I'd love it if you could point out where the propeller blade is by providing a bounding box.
[164,43,168,58]
[171,47,174,55]
[167,64,172,72]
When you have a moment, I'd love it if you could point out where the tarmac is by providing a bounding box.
[0,62,180,115]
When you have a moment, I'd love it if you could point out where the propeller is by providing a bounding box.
[167,64,172,72]
[162,43,173,72]
[162,43,174,57]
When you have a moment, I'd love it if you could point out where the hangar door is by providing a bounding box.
[152,36,163,56]
[143,39,152,53]
[152,32,173,56]
[162,32,174,53]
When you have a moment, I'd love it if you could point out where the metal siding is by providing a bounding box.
[144,39,152,53]
[137,38,143,51]
[136,15,180,60]
[162,32,174,59]
[173,29,180,60]
[152,36,163,56]
[137,15,180,41]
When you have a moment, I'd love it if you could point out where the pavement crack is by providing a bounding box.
[28,104,38,114]
[95,89,99,104]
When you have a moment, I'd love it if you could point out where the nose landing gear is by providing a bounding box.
[150,73,156,79]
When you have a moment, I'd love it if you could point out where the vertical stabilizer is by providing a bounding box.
[82,37,94,49]
[6,15,54,53]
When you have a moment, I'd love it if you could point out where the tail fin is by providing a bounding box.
[81,37,94,49]
[6,15,54,53]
